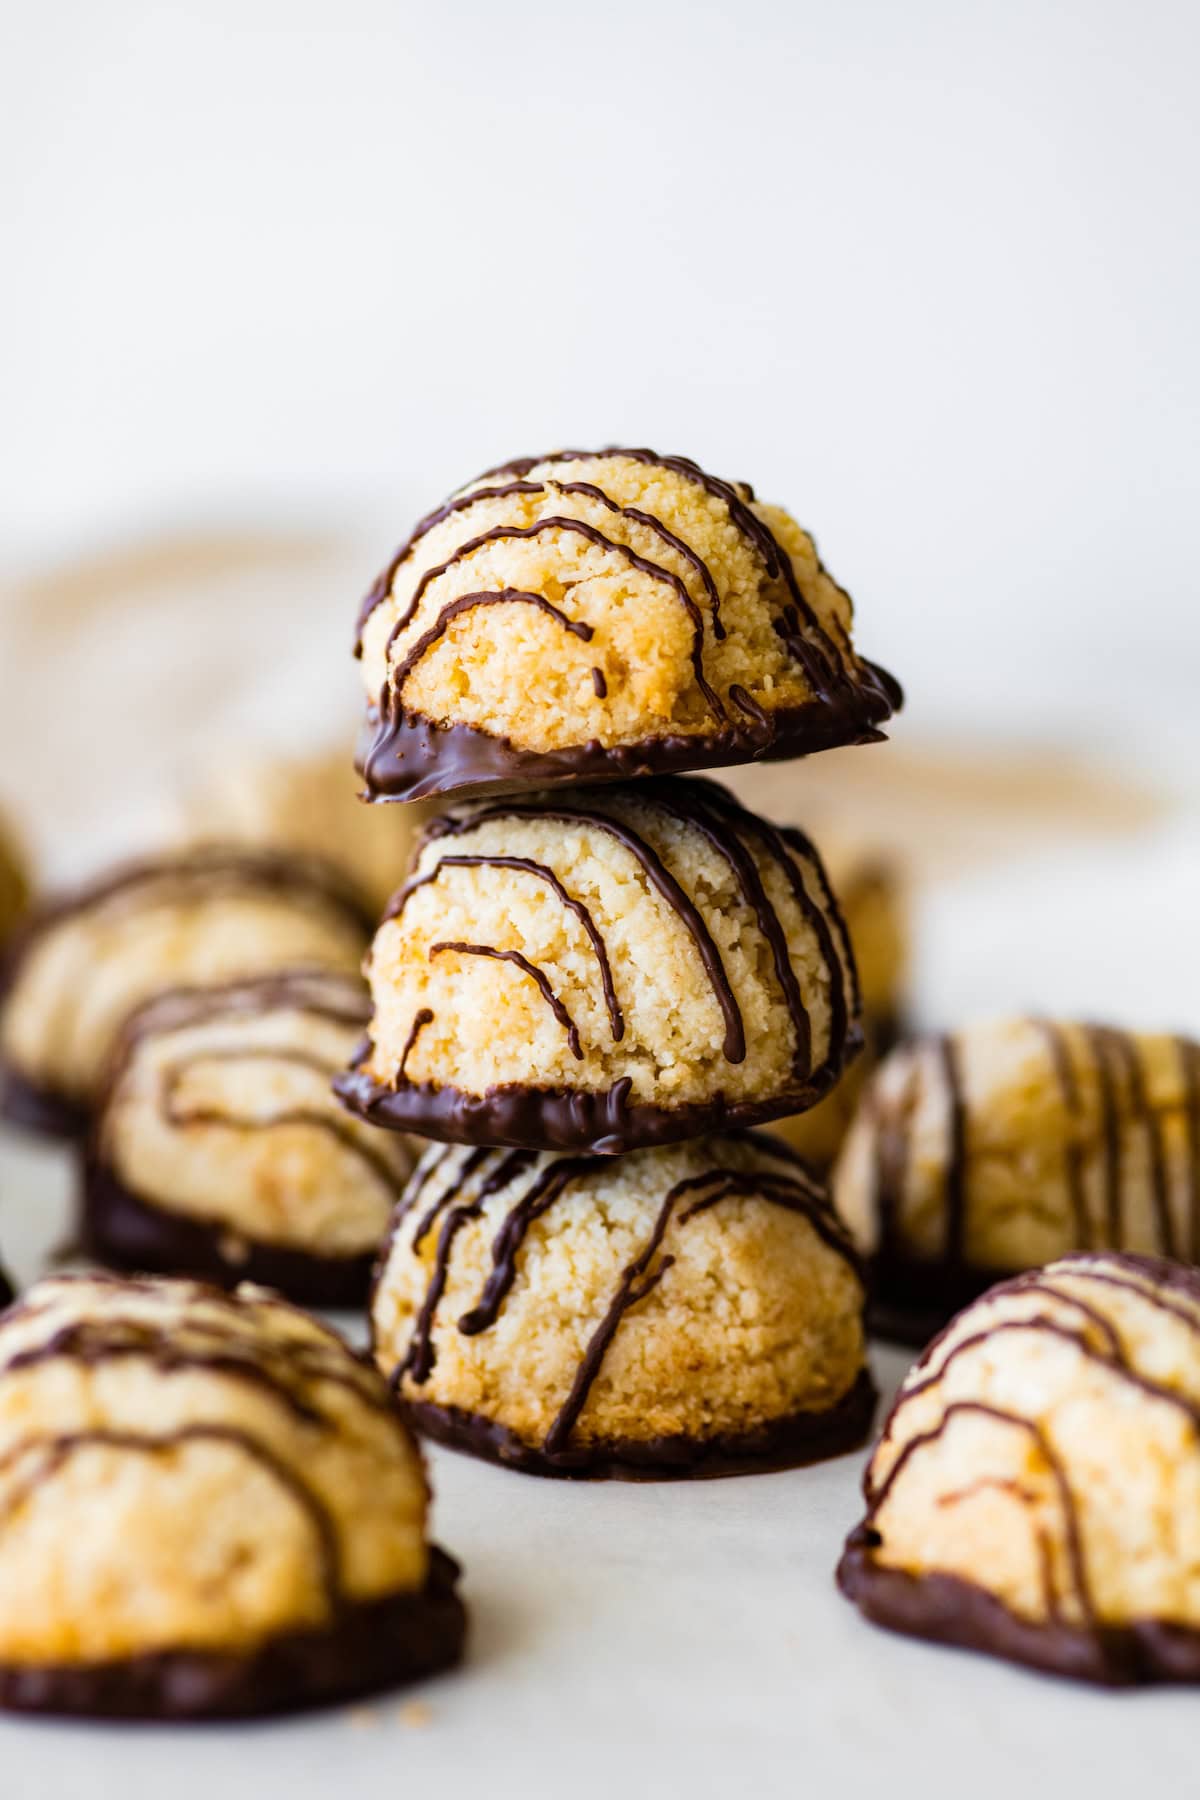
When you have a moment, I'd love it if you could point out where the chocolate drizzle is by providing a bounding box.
[422,792,748,1064]
[633,783,812,1079]
[0,856,375,1140]
[384,516,724,723]
[389,588,594,700]
[2,1271,392,1420]
[398,1007,434,1078]
[1031,1020,1090,1247]
[399,1146,534,1381]
[389,854,623,1041]
[157,1046,409,1195]
[937,1034,968,1276]
[353,446,901,802]
[542,1156,855,1458]
[430,941,583,1059]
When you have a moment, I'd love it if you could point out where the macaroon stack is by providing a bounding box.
[336,446,902,1476]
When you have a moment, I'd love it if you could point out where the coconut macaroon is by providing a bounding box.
[839,1253,1200,1686]
[372,1133,873,1478]
[0,848,373,1138]
[181,745,436,912]
[84,972,416,1305]
[773,847,908,1172]
[833,1017,1200,1343]
[0,1274,465,1718]
[336,778,861,1155]
[355,446,901,802]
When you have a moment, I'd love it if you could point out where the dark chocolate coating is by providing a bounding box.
[356,686,898,806]
[334,1052,858,1158]
[0,1067,89,1140]
[0,1547,465,1720]
[402,1366,876,1481]
[837,1542,1200,1688]
[81,1155,378,1309]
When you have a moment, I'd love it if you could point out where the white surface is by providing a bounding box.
[4,0,1200,755]
[0,1127,1197,1796]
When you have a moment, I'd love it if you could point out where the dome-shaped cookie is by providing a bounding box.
[336,778,861,1154]
[85,972,416,1305]
[833,1018,1200,1343]
[181,746,436,912]
[0,1274,465,1717]
[773,846,908,1171]
[355,447,901,802]
[372,1133,873,1478]
[839,1253,1200,1686]
[0,805,29,953]
[0,849,373,1138]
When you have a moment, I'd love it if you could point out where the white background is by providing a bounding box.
[3,0,1199,757]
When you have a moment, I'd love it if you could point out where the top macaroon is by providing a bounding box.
[355,448,901,802]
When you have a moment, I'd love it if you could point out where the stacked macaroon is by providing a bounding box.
[336,445,902,1476]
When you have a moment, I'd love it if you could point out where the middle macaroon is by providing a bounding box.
[335,777,861,1156]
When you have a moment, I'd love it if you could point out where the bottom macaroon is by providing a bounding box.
[0,1274,466,1719]
[838,1252,1200,1686]
[372,1133,875,1479]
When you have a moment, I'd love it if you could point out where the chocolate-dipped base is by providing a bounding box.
[82,1155,377,1309]
[334,1043,859,1159]
[357,673,900,805]
[0,1067,89,1141]
[0,1547,466,1721]
[404,1367,876,1481]
[866,1256,1015,1348]
[837,1538,1200,1687]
